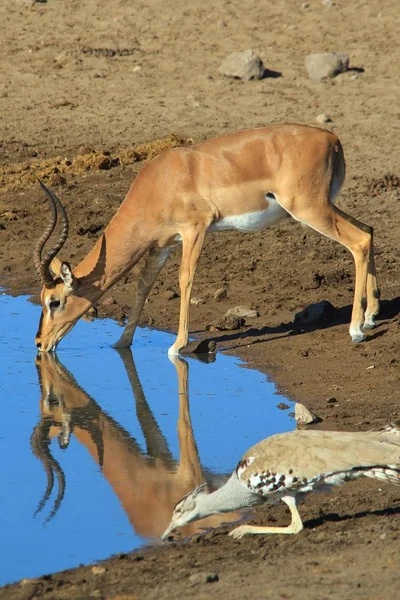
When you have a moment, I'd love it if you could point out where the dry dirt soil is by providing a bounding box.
[1,0,400,599]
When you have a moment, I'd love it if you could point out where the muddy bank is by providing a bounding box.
[1,0,400,598]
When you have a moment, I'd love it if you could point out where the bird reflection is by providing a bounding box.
[31,351,239,539]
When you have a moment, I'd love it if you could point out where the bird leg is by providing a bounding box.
[229,495,303,539]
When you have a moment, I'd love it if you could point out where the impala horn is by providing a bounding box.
[33,180,69,288]
[30,419,66,523]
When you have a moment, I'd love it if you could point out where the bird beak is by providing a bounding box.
[161,518,178,541]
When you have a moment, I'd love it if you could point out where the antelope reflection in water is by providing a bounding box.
[31,352,240,539]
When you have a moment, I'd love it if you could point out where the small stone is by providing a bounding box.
[190,296,205,305]
[91,566,106,575]
[305,52,349,81]
[315,113,332,124]
[225,306,259,318]
[277,402,290,410]
[295,402,318,424]
[321,0,334,6]
[326,397,338,404]
[132,65,142,72]
[189,572,219,585]
[303,272,323,290]
[215,314,245,331]
[219,49,265,81]
[163,289,179,300]
[213,288,227,302]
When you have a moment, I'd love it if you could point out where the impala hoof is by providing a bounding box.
[350,331,366,344]
[363,316,376,331]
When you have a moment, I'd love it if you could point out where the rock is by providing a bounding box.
[163,289,179,300]
[190,296,205,305]
[315,113,332,124]
[225,306,259,318]
[213,288,227,302]
[294,300,335,325]
[321,0,334,6]
[302,272,323,290]
[219,49,265,81]
[295,402,318,424]
[277,402,290,410]
[189,572,219,585]
[305,52,349,81]
[180,339,217,355]
[215,313,245,331]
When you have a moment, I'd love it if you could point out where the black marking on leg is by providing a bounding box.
[373,288,381,299]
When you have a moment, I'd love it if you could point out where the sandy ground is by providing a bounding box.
[1,0,400,598]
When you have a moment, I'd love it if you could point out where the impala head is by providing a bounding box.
[34,182,84,352]
[161,482,208,539]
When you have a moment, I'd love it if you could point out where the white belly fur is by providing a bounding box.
[208,195,287,233]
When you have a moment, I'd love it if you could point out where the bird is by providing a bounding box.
[162,423,400,540]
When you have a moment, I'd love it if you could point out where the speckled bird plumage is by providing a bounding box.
[237,427,400,497]
[162,423,400,540]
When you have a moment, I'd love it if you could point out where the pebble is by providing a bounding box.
[163,289,179,300]
[190,296,205,305]
[315,113,332,124]
[213,287,227,302]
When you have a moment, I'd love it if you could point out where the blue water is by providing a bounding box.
[0,292,294,585]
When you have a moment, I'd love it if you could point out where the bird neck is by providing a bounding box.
[196,473,262,518]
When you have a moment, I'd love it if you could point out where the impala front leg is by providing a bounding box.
[113,246,171,349]
[168,229,207,356]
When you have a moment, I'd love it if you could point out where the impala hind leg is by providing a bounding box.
[288,200,377,343]
[113,246,171,349]
[363,236,380,330]
[168,229,207,356]
[332,206,379,340]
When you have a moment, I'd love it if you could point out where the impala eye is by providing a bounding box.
[49,299,61,310]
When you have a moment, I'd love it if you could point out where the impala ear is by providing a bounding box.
[60,262,77,291]
[49,257,62,278]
